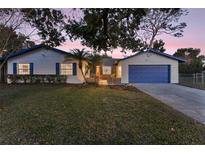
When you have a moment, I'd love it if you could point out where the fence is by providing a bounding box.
[179,72,205,89]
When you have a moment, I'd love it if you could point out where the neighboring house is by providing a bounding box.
[0,45,185,84]
[2,44,89,84]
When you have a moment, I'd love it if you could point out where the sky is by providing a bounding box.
[58,8,205,58]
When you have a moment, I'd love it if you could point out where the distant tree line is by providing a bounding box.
[173,48,205,74]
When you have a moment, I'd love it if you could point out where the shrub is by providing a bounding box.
[7,75,67,84]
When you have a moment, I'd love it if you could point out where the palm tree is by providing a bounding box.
[69,48,89,83]
[87,52,102,76]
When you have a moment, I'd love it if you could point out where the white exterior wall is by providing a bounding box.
[7,48,89,84]
[118,52,179,84]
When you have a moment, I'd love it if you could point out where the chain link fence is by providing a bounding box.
[179,72,205,89]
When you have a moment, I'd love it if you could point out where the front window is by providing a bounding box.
[60,64,72,75]
[17,64,30,75]
[102,66,112,75]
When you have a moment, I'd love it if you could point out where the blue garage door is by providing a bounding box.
[128,65,170,83]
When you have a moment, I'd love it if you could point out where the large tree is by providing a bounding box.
[141,39,166,52]
[0,24,35,56]
[152,39,166,52]
[0,8,67,82]
[173,48,204,73]
[65,8,147,53]
[0,8,66,54]
[21,9,66,47]
[138,8,187,49]
[65,8,187,53]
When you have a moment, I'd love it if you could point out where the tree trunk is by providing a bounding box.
[79,67,87,83]
[0,62,7,83]
[78,61,87,83]
[0,58,8,82]
[148,35,155,48]
[0,52,14,82]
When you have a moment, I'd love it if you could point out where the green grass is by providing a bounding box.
[1,84,205,144]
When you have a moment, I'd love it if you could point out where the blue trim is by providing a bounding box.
[72,63,77,76]
[30,63,34,75]
[1,44,72,61]
[168,65,171,83]
[56,63,60,75]
[13,63,17,75]
[118,49,186,63]
[151,49,186,62]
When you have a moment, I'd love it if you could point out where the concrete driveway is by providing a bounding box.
[133,84,205,125]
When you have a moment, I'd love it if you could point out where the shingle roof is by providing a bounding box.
[118,49,186,63]
[101,57,119,66]
[0,46,186,64]
[0,44,72,61]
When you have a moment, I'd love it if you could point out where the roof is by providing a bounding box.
[101,57,119,66]
[0,44,72,61]
[118,49,186,63]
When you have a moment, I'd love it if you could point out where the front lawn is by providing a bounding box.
[0,84,205,144]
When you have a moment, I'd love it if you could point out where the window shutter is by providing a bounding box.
[72,63,77,76]
[56,63,60,75]
[13,63,17,75]
[30,63,33,75]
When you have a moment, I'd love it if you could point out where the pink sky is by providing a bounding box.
[58,8,205,58]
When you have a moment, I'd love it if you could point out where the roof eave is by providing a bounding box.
[118,50,186,63]
[3,44,71,60]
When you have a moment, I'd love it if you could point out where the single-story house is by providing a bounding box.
[0,44,89,84]
[0,45,185,84]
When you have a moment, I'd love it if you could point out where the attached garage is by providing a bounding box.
[118,50,185,84]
